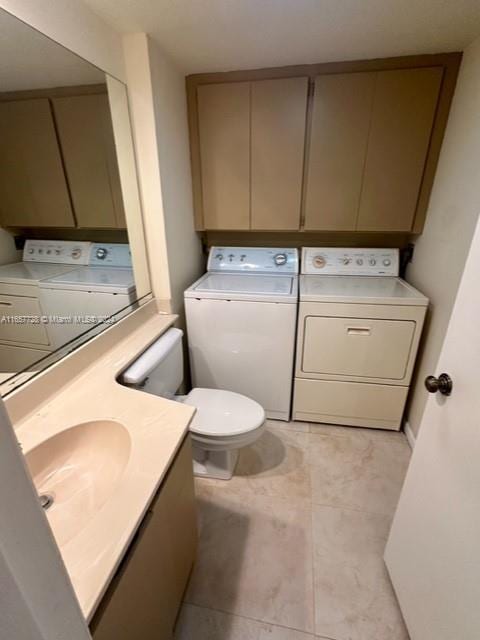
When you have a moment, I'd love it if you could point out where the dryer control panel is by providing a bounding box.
[208,247,299,273]
[302,247,399,276]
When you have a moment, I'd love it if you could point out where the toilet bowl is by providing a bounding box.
[120,328,266,480]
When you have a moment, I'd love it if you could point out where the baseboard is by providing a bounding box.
[403,420,416,450]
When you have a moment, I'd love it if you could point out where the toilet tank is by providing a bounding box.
[120,327,184,399]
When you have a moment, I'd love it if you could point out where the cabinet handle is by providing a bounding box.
[347,327,371,335]
[0,301,13,307]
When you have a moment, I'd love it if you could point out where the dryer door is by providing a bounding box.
[301,316,415,380]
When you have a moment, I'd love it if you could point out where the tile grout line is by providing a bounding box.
[309,498,396,521]
[179,601,338,640]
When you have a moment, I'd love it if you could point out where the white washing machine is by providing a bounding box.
[184,247,299,421]
[0,239,91,374]
[293,247,429,430]
[39,243,137,349]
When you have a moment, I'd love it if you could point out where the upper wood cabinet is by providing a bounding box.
[0,98,75,228]
[188,54,460,235]
[196,77,308,230]
[0,88,126,230]
[53,94,126,229]
[357,67,443,232]
[305,67,442,232]
[197,82,250,230]
[251,77,308,230]
[304,73,375,231]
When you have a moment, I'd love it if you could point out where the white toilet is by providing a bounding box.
[120,327,266,480]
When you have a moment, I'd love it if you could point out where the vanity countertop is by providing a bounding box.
[9,304,195,621]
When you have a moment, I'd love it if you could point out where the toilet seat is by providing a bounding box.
[184,387,266,437]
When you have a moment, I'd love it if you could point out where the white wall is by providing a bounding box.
[406,35,480,438]
[147,37,204,314]
[123,33,203,310]
[0,0,125,80]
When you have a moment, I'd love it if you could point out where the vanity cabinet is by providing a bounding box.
[188,54,459,234]
[197,77,308,230]
[0,98,75,228]
[52,94,126,229]
[90,435,197,640]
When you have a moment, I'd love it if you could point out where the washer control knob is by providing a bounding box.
[215,253,223,261]
[274,253,288,266]
[55,249,62,255]
[342,257,351,265]
[28,248,34,254]
[71,248,82,259]
[356,259,363,265]
[369,258,376,266]
[96,247,108,260]
[383,258,392,266]
[313,255,326,269]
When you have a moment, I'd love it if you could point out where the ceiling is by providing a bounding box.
[0,9,104,92]
[84,0,480,74]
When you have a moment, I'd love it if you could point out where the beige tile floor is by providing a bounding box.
[174,420,411,640]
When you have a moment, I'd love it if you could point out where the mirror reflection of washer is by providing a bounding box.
[294,247,429,430]
[39,243,136,349]
[184,247,299,421]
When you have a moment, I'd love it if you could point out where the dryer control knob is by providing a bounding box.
[383,259,391,266]
[313,255,326,269]
[274,253,287,266]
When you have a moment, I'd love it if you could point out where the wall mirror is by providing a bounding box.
[0,9,152,396]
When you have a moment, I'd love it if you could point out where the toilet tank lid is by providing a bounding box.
[120,327,183,385]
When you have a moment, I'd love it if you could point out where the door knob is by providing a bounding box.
[424,373,453,396]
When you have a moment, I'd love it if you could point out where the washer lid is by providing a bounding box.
[0,261,78,285]
[39,267,136,294]
[300,275,428,306]
[184,388,265,437]
[184,273,298,303]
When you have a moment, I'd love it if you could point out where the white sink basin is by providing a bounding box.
[26,420,131,546]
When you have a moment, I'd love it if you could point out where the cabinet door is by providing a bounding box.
[53,94,126,229]
[91,497,176,640]
[0,99,75,227]
[304,73,375,230]
[90,437,196,640]
[197,82,250,229]
[357,67,442,232]
[161,437,197,608]
[251,77,308,230]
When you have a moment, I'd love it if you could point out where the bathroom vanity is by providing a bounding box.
[6,302,197,638]
[90,435,197,640]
